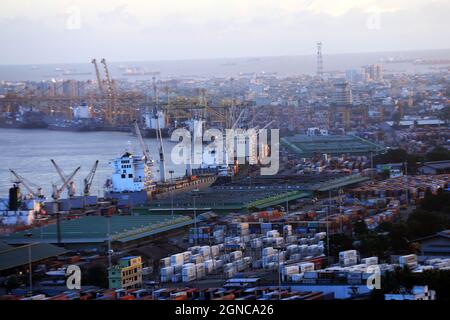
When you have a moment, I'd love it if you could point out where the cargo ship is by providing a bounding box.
[104,150,217,206]
[143,108,170,138]
[104,120,220,206]
[0,109,48,129]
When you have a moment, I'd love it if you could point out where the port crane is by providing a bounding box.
[50,159,78,198]
[50,166,80,245]
[133,120,154,166]
[51,166,81,201]
[83,160,99,196]
[9,169,45,200]
[156,114,167,182]
[91,59,104,95]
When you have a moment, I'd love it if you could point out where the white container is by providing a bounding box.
[340,257,358,267]
[190,254,204,264]
[171,273,182,283]
[204,260,215,274]
[339,250,358,260]
[251,238,263,249]
[283,265,300,277]
[361,257,379,266]
[399,254,417,268]
[160,257,171,268]
[214,259,224,269]
[161,266,174,277]
[262,247,275,256]
[291,273,304,282]
[195,263,205,279]
[182,251,192,262]
[315,232,327,240]
[170,253,184,266]
[299,262,315,273]
[230,250,243,261]
[267,230,280,238]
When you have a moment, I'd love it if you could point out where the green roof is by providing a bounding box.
[282,134,385,157]
[0,241,12,252]
[0,215,193,245]
[0,243,67,271]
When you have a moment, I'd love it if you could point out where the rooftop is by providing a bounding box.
[0,242,67,271]
[0,215,194,245]
[282,134,384,157]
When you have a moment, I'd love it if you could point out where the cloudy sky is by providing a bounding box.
[1,0,449,65]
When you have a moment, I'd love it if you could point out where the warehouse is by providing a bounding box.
[281,134,385,158]
[0,215,195,250]
[414,230,450,257]
[0,242,67,274]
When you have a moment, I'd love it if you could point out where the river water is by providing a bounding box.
[0,128,186,197]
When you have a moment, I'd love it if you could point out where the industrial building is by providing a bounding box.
[414,230,450,257]
[0,215,195,250]
[281,134,384,158]
[0,242,67,274]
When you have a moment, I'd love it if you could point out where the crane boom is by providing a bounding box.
[91,59,104,94]
[133,120,153,165]
[156,114,166,182]
[52,166,81,201]
[83,160,99,196]
[50,159,78,197]
[9,169,39,198]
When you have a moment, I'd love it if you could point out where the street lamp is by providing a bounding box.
[25,232,33,296]
[169,170,175,219]
[191,189,200,246]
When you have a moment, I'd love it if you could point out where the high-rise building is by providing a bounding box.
[333,80,352,106]
[364,64,383,82]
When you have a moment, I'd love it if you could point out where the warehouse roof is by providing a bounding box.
[0,215,193,245]
[0,241,12,252]
[0,243,67,271]
[281,134,384,157]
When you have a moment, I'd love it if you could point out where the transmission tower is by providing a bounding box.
[317,42,323,80]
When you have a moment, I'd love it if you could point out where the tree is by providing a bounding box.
[82,263,108,288]
[406,209,450,239]
[4,275,19,294]
[353,220,369,236]
[425,146,450,162]
[328,234,353,258]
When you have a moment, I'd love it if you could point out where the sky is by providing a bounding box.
[0,0,449,65]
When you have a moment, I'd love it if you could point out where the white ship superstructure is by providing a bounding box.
[107,152,154,193]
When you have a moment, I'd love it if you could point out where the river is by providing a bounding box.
[0,128,186,198]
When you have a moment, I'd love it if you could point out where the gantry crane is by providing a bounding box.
[83,160,99,196]
[91,59,104,95]
[101,58,116,125]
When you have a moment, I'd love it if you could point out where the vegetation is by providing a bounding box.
[373,148,421,174]
[425,146,450,162]
[82,263,109,288]
[371,266,450,300]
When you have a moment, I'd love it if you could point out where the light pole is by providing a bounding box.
[25,232,33,296]
[169,170,174,219]
[106,214,112,269]
[192,189,200,246]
